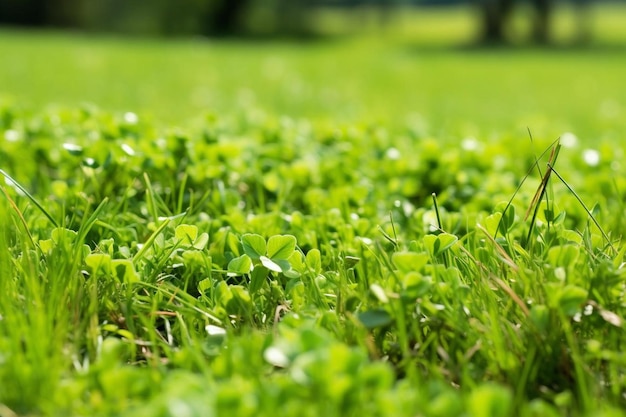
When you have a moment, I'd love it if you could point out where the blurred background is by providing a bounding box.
[1,0,625,141]
[0,0,608,42]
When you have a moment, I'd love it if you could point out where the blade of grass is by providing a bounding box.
[378,226,396,248]
[524,141,561,221]
[0,184,35,248]
[432,193,442,231]
[132,218,171,263]
[0,168,58,228]
[143,173,159,222]
[524,142,561,246]
[494,136,560,239]
[75,198,109,247]
[548,164,616,254]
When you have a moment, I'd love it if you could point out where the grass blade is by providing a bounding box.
[524,141,561,246]
[0,168,58,228]
[548,164,616,254]
[494,136,560,239]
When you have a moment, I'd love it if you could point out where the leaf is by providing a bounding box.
[436,233,458,254]
[51,227,78,244]
[182,250,205,267]
[287,251,305,273]
[81,244,92,260]
[227,254,252,275]
[242,234,266,260]
[529,304,550,333]
[226,232,242,257]
[401,272,431,298]
[175,224,198,246]
[260,255,283,273]
[536,201,563,225]
[306,249,322,274]
[467,384,512,417]
[198,278,212,294]
[423,233,457,257]
[392,251,429,273]
[560,229,583,244]
[193,232,209,250]
[39,239,53,254]
[558,285,587,316]
[288,280,305,308]
[358,309,393,329]
[215,281,233,306]
[112,259,140,283]
[283,268,300,279]
[547,245,580,268]
[229,286,252,311]
[370,283,389,303]
[85,253,111,273]
[133,219,170,263]
[423,234,438,256]
[344,255,360,268]
[250,266,269,293]
[484,212,503,236]
[267,234,296,260]
[501,203,516,232]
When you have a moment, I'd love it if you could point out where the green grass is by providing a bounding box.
[2,4,626,139]
[2,5,626,417]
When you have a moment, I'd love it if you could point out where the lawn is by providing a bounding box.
[1,4,626,417]
[2,4,626,139]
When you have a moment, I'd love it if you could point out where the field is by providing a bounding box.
[2,5,626,416]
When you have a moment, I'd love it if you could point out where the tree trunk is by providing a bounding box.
[530,0,552,43]
[480,0,514,43]
[207,0,251,37]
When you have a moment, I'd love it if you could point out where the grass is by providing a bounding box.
[2,4,626,417]
[2,4,626,139]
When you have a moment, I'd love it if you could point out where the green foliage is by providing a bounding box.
[3,22,626,415]
[0,104,624,416]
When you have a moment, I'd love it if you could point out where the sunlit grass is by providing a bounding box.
[2,5,626,416]
[1,103,626,415]
[1,4,626,139]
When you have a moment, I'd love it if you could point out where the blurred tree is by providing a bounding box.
[204,0,252,36]
[479,0,554,44]
[0,0,589,42]
[480,0,514,42]
[0,0,83,27]
[275,0,313,36]
[530,0,552,43]
[0,0,46,26]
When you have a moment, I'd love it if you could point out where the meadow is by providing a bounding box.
[1,5,626,416]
